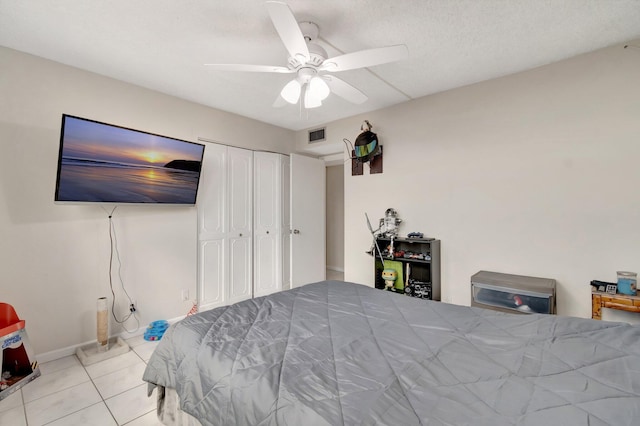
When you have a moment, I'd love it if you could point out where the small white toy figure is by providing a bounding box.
[382,268,398,289]
[379,208,402,238]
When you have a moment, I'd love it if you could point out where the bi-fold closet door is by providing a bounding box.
[253,151,290,298]
[197,143,288,311]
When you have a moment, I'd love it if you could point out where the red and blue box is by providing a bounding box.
[1,303,40,400]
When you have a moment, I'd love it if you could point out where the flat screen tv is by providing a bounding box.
[55,115,205,205]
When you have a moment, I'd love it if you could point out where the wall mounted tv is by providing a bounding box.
[55,115,205,205]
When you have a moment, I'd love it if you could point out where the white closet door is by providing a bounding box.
[226,147,253,305]
[280,155,291,291]
[253,151,281,298]
[197,143,227,310]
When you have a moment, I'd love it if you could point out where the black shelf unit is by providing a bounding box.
[371,237,441,301]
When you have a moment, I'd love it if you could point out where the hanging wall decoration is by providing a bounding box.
[343,120,384,176]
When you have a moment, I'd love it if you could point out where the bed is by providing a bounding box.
[143,280,640,425]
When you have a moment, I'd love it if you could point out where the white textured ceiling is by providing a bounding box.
[1,0,640,131]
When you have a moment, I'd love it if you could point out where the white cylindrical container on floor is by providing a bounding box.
[97,297,109,352]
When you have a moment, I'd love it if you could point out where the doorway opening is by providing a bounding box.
[325,164,344,281]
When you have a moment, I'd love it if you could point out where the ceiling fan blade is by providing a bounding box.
[323,75,368,104]
[266,1,310,62]
[320,44,408,72]
[204,64,293,73]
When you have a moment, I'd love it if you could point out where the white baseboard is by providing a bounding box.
[35,314,187,364]
[326,266,344,272]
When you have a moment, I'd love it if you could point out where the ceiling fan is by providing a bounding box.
[205,1,409,109]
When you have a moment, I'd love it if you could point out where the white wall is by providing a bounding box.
[300,42,640,323]
[326,165,344,272]
[0,47,295,357]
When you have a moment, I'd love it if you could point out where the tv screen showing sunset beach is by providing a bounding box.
[55,115,205,204]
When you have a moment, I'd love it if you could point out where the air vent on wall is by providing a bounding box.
[308,127,326,143]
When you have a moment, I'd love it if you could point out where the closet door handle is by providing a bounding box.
[293,229,300,235]
[266,231,270,234]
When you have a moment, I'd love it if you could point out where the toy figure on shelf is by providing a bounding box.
[365,208,403,264]
[380,208,402,258]
[381,268,398,289]
[379,208,402,238]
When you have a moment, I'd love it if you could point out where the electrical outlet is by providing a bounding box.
[181,289,189,301]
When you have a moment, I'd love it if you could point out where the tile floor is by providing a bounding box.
[0,335,162,426]
[326,269,344,281]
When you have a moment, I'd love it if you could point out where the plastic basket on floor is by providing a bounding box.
[0,303,40,400]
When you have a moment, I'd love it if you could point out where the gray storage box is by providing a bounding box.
[471,270,556,314]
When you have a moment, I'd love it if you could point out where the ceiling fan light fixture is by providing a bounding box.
[309,76,330,100]
[204,3,408,112]
[281,79,301,104]
[304,84,322,108]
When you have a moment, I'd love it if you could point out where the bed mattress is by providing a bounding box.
[143,281,640,425]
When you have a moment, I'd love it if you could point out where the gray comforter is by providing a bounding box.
[143,281,640,425]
